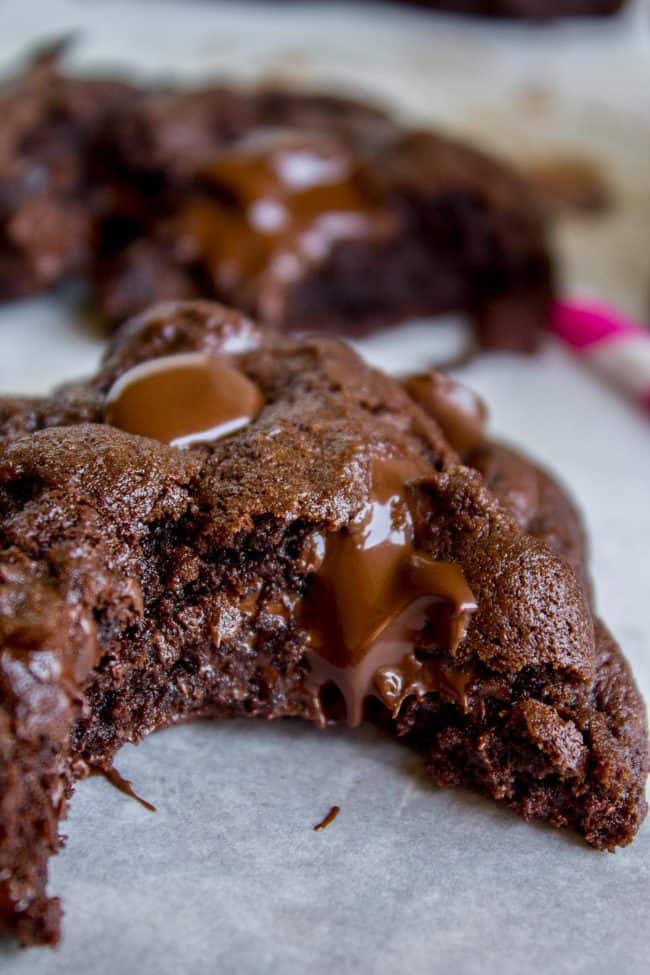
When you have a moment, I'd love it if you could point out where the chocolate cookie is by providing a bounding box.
[0,47,553,351]
[0,41,136,298]
[0,301,646,947]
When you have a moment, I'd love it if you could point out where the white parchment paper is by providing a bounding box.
[0,2,648,973]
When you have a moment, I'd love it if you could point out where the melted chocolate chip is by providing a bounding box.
[303,456,477,726]
[177,128,390,322]
[403,371,487,455]
[374,654,473,717]
[104,352,263,447]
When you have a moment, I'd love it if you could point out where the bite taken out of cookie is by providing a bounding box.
[0,301,647,947]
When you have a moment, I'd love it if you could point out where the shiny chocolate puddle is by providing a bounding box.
[302,455,477,727]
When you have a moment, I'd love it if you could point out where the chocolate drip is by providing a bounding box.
[303,456,477,726]
[104,352,263,447]
[403,371,487,455]
[374,654,473,717]
[177,128,390,322]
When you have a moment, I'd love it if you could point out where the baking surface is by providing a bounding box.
[0,2,649,973]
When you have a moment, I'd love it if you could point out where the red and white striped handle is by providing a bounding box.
[551,299,650,416]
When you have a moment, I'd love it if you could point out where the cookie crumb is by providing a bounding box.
[99,765,157,813]
[521,156,612,215]
[313,805,341,831]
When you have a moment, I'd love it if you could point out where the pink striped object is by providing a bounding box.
[551,299,650,416]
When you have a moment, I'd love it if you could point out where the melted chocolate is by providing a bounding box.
[374,653,473,717]
[303,456,477,726]
[177,128,390,322]
[403,371,487,455]
[104,352,263,447]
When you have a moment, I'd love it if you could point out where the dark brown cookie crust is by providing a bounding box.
[467,440,590,595]
[0,301,646,947]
